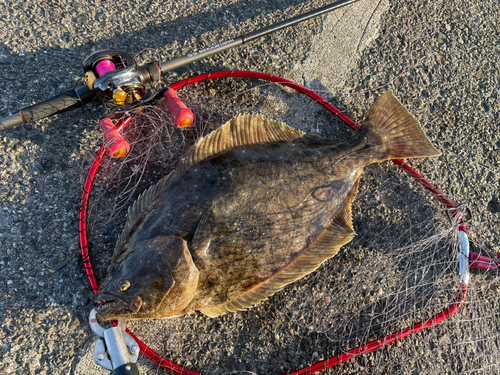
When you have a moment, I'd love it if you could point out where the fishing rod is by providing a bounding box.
[0,0,360,132]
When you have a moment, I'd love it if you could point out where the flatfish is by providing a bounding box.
[95,91,440,321]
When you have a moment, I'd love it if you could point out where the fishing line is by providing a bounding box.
[80,71,470,374]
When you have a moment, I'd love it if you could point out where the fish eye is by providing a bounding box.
[116,279,130,292]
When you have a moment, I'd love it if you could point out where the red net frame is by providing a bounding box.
[79,71,467,374]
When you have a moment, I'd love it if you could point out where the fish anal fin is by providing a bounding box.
[200,178,360,317]
[199,305,227,318]
[362,90,441,160]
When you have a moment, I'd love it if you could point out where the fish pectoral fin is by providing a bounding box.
[150,236,199,316]
[199,305,227,318]
[191,209,218,259]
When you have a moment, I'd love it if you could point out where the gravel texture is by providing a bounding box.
[0,0,499,374]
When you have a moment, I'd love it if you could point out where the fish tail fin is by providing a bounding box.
[362,90,440,160]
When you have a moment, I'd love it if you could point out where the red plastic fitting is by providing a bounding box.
[164,88,194,128]
[469,251,499,270]
[99,118,130,158]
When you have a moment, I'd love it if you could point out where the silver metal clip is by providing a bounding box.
[89,308,140,371]
[458,230,470,286]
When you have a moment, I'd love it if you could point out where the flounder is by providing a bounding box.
[96,91,440,321]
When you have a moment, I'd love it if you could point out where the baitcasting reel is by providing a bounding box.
[83,50,149,105]
[83,50,194,158]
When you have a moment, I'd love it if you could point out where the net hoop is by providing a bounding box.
[79,70,468,374]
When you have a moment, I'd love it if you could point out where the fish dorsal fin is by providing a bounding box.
[113,175,170,261]
[177,114,305,172]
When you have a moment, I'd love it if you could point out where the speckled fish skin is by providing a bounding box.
[95,91,440,321]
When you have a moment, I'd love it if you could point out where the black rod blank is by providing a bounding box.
[160,0,360,74]
[243,0,360,43]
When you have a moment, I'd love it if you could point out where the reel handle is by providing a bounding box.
[164,88,193,128]
[99,118,130,158]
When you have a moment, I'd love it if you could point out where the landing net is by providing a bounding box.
[80,71,499,375]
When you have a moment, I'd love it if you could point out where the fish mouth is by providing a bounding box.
[95,294,143,319]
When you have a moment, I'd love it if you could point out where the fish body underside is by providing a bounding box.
[96,91,440,321]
